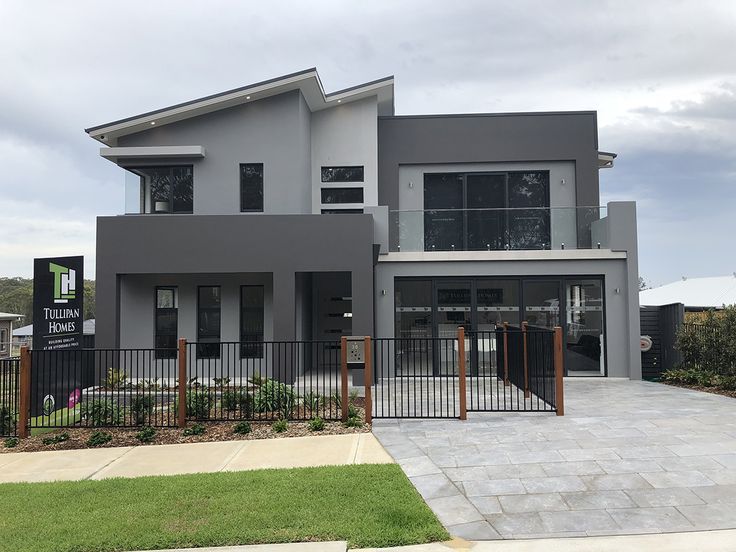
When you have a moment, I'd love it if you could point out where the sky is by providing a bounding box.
[0,0,734,287]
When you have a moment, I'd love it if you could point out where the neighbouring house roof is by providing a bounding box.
[13,319,95,337]
[640,276,736,309]
[0,312,23,321]
[85,68,395,145]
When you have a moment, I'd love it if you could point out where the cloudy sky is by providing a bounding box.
[0,0,734,286]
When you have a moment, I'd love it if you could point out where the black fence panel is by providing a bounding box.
[0,358,20,437]
[185,341,342,422]
[372,337,459,418]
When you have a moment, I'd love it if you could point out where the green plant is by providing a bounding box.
[233,421,252,434]
[719,375,736,391]
[303,391,321,413]
[248,373,265,387]
[308,417,325,431]
[676,306,736,375]
[4,437,19,448]
[0,405,15,436]
[104,368,128,390]
[330,391,342,410]
[343,416,363,428]
[272,418,288,433]
[174,389,213,420]
[136,426,157,443]
[253,379,297,419]
[42,432,70,446]
[213,377,231,388]
[129,395,154,425]
[347,403,360,419]
[222,389,253,415]
[183,423,206,436]
[87,431,113,447]
[81,400,122,427]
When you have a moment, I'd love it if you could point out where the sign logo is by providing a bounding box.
[49,262,76,304]
[42,394,56,416]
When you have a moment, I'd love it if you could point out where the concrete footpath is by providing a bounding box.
[0,433,393,483]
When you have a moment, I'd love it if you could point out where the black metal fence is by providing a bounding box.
[185,341,342,422]
[0,357,19,437]
[372,337,461,418]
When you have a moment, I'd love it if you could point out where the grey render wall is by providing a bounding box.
[96,214,375,349]
[378,112,600,213]
[117,90,312,215]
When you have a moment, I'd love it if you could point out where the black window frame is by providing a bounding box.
[154,286,178,360]
[423,170,550,251]
[320,187,364,204]
[320,166,364,182]
[197,285,221,359]
[128,165,194,214]
[240,285,265,359]
[240,163,264,213]
[321,209,364,214]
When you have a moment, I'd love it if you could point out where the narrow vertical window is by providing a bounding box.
[240,286,264,358]
[240,163,264,212]
[197,286,221,358]
[155,287,178,359]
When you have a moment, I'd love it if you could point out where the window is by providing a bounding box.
[240,286,264,358]
[321,166,364,182]
[320,187,364,204]
[0,328,7,353]
[131,166,193,214]
[197,286,221,358]
[423,171,550,251]
[155,287,178,359]
[240,163,264,212]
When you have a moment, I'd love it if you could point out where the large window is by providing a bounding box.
[240,163,264,212]
[155,287,178,359]
[321,166,364,182]
[240,286,264,358]
[131,166,193,214]
[424,171,550,250]
[197,286,221,358]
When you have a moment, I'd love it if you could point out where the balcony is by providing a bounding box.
[390,206,609,252]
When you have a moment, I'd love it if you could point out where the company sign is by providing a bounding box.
[33,256,84,351]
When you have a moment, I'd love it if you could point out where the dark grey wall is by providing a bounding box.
[96,214,375,348]
[378,112,600,212]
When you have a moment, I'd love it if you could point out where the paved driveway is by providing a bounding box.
[373,379,736,540]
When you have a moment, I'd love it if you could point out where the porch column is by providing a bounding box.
[272,270,296,383]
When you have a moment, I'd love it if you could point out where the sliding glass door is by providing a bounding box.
[565,279,605,375]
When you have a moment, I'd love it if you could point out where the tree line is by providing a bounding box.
[0,277,95,325]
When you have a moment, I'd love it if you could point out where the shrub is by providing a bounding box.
[347,403,360,419]
[308,417,325,431]
[174,389,213,420]
[233,421,252,434]
[183,423,206,436]
[130,395,154,425]
[719,375,736,391]
[272,418,288,433]
[343,416,363,428]
[104,368,128,390]
[42,432,70,446]
[676,306,736,375]
[213,377,231,388]
[136,426,157,443]
[222,389,253,415]
[87,431,112,447]
[254,379,297,419]
[81,399,122,427]
[303,391,321,413]
[0,405,15,436]
[4,437,19,448]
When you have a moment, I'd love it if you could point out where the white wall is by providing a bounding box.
[397,161,577,250]
[310,97,378,213]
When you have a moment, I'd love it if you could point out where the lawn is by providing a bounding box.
[0,464,448,552]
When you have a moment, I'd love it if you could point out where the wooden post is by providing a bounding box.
[503,322,510,386]
[522,322,530,399]
[178,338,187,428]
[554,326,565,416]
[18,346,30,438]
[340,336,348,422]
[457,326,467,420]
[364,336,372,424]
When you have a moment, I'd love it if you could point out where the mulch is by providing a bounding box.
[2,418,370,454]
[661,381,736,399]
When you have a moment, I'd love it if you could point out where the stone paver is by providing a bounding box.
[0,433,393,482]
[374,378,736,539]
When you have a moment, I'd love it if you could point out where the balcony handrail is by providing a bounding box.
[389,205,607,214]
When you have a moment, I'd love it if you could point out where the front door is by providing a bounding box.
[564,279,605,375]
[435,281,471,375]
[522,280,561,330]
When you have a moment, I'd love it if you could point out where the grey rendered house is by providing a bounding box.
[86,68,641,379]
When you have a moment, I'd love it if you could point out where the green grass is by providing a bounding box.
[0,464,448,552]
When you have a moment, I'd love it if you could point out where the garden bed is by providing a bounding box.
[2,417,370,454]
[661,380,736,399]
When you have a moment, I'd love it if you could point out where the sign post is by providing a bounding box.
[31,256,84,419]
